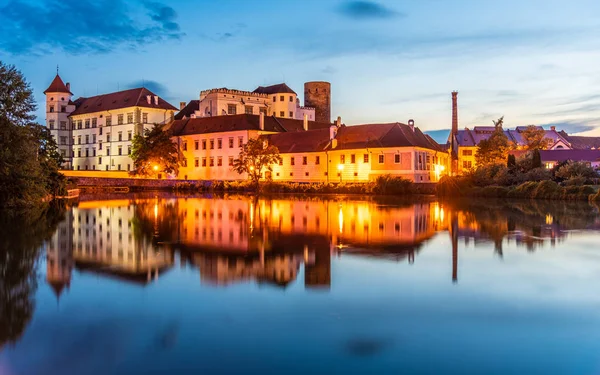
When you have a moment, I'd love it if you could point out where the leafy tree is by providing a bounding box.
[232,138,282,190]
[0,61,65,207]
[493,116,504,129]
[476,123,512,167]
[555,161,598,183]
[130,124,180,177]
[521,125,550,150]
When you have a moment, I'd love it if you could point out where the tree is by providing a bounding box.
[232,138,282,190]
[493,116,504,129]
[0,61,65,207]
[507,154,516,169]
[532,149,542,169]
[476,122,512,167]
[555,161,598,182]
[130,124,180,177]
[521,125,550,151]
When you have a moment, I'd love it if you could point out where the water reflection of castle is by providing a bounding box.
[46,196,590,295]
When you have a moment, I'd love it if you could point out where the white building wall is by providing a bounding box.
[46,92,75,168]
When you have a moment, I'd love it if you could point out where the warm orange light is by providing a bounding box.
[249,166,255,171]
[337,164,344,171]
[153,165,159,171]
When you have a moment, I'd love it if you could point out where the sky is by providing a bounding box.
[1,0,600,143]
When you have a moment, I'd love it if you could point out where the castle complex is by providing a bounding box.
[44,73,600,181]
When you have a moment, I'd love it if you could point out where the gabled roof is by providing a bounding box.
[456,126,571,148]
[174,100,199,120]
[253,83,296,95]
[44,74,72,95]
[69,87,177,116]
[266,128,331,153]
[559,131,600,150]
[334,123,445,152]
[169,114,331,136]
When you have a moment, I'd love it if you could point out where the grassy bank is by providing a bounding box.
[174,175,423,196]
[438,176,599,201]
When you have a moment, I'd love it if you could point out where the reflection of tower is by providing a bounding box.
[450,210,458,284]
[450,91,459,175]
[304,245,331,289]
[304,81,331,123]
[46,212,74,299]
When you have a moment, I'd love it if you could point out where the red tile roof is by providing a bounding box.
[169,114,331,136]
[43,74,72,95]
[174,100,199,120]
[69,87,177,116]
[253,83,296,95]
[265,128,331,153]
[335,123,445,152]
[559,131,600,150]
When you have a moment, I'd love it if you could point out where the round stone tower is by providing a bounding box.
[304,81,331,123]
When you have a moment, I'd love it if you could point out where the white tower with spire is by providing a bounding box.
[44,70,75,169]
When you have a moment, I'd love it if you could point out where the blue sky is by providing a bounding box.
[2,0,600,142]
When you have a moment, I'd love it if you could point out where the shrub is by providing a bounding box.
[437,176,471,197]
[525,168,551,182]
[531,180,561,199]
[556,162,598,181]
[372,175,413,195]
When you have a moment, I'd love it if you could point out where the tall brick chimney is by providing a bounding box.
[452,91,458,136]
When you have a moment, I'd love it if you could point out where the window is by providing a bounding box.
[118,146,122,155]
[202,157,207,167]
[85,135,89,144]
[78,135,81,144]
[142,113,148,123]
[127,113,133,124]
[273,96,276,102]
[378,154,384,163]
[49,106,54,113]
[127,146,131,155]
[228,156,234,166]
[364,154,369,163]
[85,119,90,128]
[202,140,207,150]
[106,147,110,156]
[60,136,67,145]
[85,149,89,157]
[227,104,236,115]
[302,156,307,165]
[92,134,96,143]
[279,158,283,166]
[340,155,345,164]
[245,105,253,114]
[238,136,243,147]
[99,127,103,135]
[395,154,400,163]
[77,120,82,129]
[209,157,214,167]
[217,139,222,149]
[463,149,473,156]
[289,95,293,102]
[77,149,81,157]
[280,95,284,101]
[99,157,102,164]
[106,133,110,142]
[305,172,309,177]
[229,137,234,148]
[279,111,285,117]
[49,120,55,129]
[106,116,112,126]
[217,157,223,166]
[99,141,102,150]
[117,114,124,125]
[351,154,356,164]
[259,107,267,115]
[193,140,199,150]
[291,157,295,166]
[61,106,66,113]
[118,132,122,141]
[210,139,214,149]
[289,111,293,118]
[463,161,472,169]
[60,121,67,130]
[92,118,97,127]
[93,148,96,157]
[315,156,320,165]
[182,141,187,151]
[194,158,199,167]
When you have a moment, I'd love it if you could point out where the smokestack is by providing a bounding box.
[550,126,556,131]
[259,112,265,131]
[329,125,337,141]
[303,114,308,131]
[180,101,186,110]
[452,91,458,136]
[408,119,415,132]
[335,116,341,127]
[66,83,70,92]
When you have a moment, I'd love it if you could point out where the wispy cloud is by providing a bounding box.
[0,0,184,55]
[540,119,600,135]
[336,1,403,20]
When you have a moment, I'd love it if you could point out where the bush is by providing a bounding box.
[531,180,561,199]
[525,168,551,182]
[556,162,598,181]
[372,175,413,195]
[437,176,472,197]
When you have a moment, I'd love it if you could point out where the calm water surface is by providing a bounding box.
[2,194,600,375]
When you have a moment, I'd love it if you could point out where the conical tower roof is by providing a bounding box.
[44,74,72,95]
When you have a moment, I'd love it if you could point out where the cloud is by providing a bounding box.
[540,119,600,135]
[321,66,337,74]
[337,1,402,20]
[0,0,184,55]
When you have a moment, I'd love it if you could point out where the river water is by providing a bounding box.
[1,194,600,375]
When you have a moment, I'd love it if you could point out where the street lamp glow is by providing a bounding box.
[249,166,255,171]
[153,165,159,171]
[337,164,344,171]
